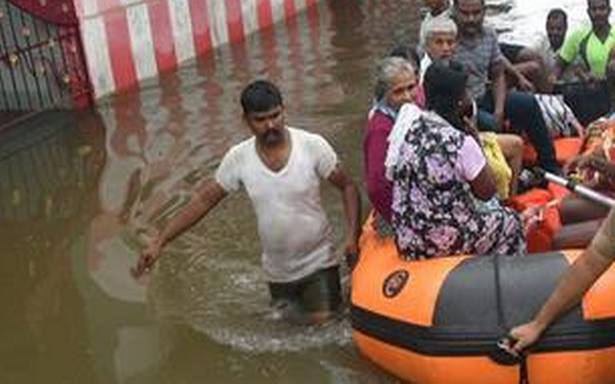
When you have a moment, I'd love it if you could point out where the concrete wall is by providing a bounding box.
[74,0,320,100]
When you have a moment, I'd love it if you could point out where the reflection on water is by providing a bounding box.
[0,2,421,383]
[0,110,107,383]
[0,0,560,383]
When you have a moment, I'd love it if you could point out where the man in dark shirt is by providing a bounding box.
[452,0,560,173]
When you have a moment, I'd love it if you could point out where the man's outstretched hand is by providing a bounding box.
[131,236,163,278]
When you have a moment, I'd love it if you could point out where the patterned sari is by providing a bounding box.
[391,111,526,260]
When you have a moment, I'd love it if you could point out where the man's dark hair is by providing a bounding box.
[453,0,485,8]
[547,8,567,23]
[240,80,283,115]
[588,0,611,7]
[424,61,468,132]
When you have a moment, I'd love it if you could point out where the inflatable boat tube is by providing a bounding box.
[351,217,615,384]
[522,137,583,166]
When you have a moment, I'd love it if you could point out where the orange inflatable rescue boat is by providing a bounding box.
[351,216,615,384]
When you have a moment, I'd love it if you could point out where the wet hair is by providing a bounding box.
[240,80,283,115]
[424,16,458,41]
[424,61,468,131]
[547,8,567,23]
[389,45,421,69]
[374,56,416,101]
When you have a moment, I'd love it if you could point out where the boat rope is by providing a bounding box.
[493,254,531,384]
[519,357,529,384]
[493,254,508,330]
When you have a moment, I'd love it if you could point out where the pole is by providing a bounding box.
[538,169,615,209]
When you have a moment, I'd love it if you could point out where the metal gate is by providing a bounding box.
[0,0,92,111]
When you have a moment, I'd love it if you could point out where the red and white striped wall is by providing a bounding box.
[72,0,321,99]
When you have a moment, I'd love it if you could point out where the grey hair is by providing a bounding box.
[424,17,458,42]
[374,57,416,101]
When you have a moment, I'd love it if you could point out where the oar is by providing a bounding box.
[535,168,615,209]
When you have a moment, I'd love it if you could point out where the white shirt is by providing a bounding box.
[215,127,338,283]
[533,35,559,72]
[419,54,433,84]
[532,34,581,82]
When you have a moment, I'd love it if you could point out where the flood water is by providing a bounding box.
[0,1,587,383]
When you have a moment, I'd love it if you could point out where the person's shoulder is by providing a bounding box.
[533,34,549,49]
[568,25,592,41]
[423,110,448,126]
[443,124,467,141]
[398,103,423,121]
[288,126,330,147]
[481,26,499,40]
[223,136,254,162]
[288,126,314,140]
[368,110,395,131]
[425,112,465,136]
[481,25,497,35]
[229,135,254,152]
[216,136,254,185]
[291,127,338,166]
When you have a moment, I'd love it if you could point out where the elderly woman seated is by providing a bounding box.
[364,56,418,224]
[390,62,531,260]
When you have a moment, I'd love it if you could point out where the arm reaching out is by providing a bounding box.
[510,208,615,353]
[131,180,228,277]
[502,57,535,92]
[491,60,508,131]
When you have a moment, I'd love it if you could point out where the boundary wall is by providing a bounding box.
[73,0,320,99]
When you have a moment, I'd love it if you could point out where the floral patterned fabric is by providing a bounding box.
[391,111,526,260]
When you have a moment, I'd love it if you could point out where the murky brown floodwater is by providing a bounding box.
[5,0,571,382]
[1,2,423,383]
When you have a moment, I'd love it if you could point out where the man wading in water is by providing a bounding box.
[132,80,361,324]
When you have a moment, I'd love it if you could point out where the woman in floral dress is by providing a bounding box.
[391,62,527,260]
